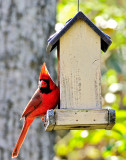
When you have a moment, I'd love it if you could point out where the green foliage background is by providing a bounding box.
[54,0,126,160]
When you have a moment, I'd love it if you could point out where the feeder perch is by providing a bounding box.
[44,11,115,131]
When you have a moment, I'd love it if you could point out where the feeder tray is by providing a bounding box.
[44,109,115,131]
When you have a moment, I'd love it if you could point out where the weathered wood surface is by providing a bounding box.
[44,109,115,131]
[55,109,108,125]
[54,125,110,130]
[60,19,101,110]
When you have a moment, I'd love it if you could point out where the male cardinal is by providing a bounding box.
[12,62,60,158]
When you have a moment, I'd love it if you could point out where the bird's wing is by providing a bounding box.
[21,89,42,118]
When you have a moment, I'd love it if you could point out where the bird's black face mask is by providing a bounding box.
[39,79,52,94]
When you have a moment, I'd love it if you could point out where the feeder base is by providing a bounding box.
[44,109,115,131]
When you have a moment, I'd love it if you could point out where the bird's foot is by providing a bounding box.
[41,115,46,121]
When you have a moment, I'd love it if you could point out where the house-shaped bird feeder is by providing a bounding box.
[44,11,116,131]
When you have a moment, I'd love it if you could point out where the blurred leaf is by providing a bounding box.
[106,130,122,140]
[102,150,113,158]
[122,95,126,106]
[55,144,69,156]
[115,140,126,153]
[113,123,126,135]
[89,130,105,144]
[116,110,126,121]
[85,146,101,159]
[106,53,122,73]
[68,137,84,149]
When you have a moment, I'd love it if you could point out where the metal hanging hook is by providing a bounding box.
[78,0,79,12]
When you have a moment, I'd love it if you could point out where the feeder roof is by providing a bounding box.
[47,11,112,53]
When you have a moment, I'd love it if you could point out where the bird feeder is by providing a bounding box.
[44,11,115,131]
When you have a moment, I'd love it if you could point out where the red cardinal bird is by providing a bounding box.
[12,62,60,158]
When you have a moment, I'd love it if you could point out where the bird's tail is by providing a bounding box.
[12,117,34,158]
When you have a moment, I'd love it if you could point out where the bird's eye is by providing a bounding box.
[40,80,47,88]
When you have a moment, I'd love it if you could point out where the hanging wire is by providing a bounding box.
[78,0,79,12]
